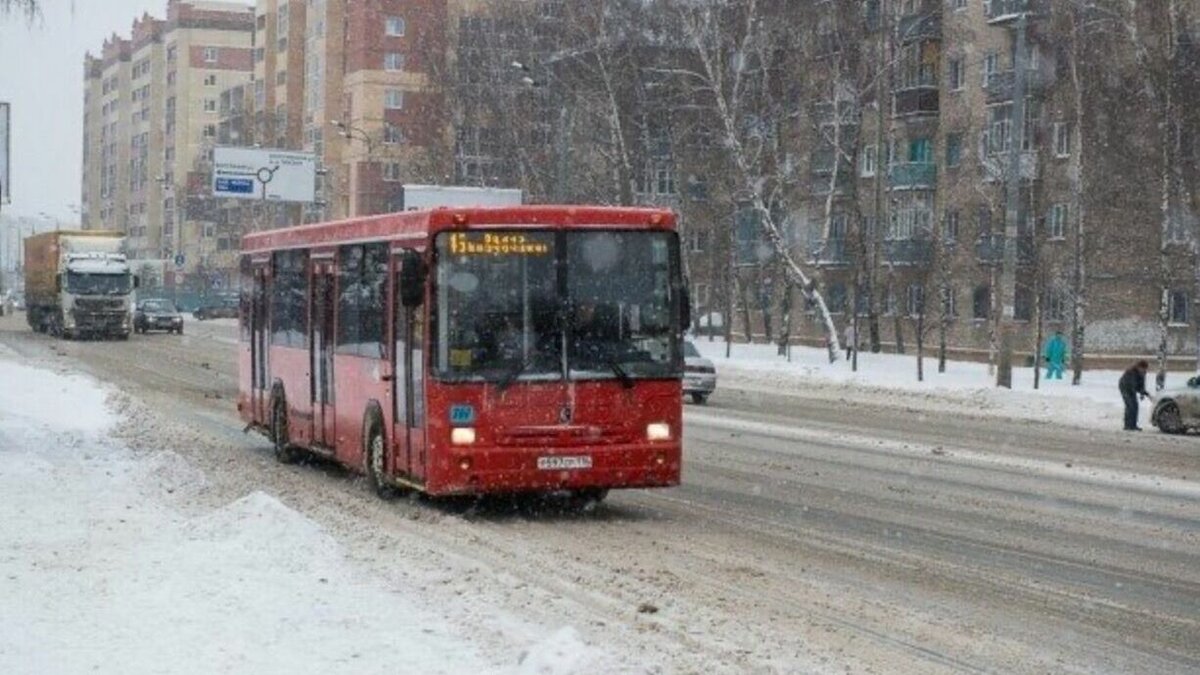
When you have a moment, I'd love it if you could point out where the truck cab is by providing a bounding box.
[25,231,136,340]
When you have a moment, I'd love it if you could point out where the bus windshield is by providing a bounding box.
[434,229,680,383]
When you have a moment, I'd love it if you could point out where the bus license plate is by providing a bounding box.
[537,455,592,470]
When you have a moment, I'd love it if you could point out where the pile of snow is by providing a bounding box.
[0,353,513,674]
[516,628,603,675]
[695,340,1151,430]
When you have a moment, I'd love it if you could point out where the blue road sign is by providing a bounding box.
[214,177,255,195]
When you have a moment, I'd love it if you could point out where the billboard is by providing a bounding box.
[212,146,315,203]
[0,102,10,205]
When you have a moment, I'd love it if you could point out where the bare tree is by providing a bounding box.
[661,0,842,361]
[0,0,39,19]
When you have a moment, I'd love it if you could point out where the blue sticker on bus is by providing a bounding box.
[450,404,476,424]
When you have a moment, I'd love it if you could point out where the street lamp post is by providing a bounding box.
[511,61,571,203]
[330,120,376,215]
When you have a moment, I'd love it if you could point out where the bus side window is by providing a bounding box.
[337,243,388,358]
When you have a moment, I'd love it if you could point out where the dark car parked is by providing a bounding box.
[135,298,184,334]
[193,293,239,320]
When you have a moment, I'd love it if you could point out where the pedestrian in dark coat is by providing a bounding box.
[1118,360,1151,431]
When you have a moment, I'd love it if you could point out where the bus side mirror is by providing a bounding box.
[400,250,425,307]
[55,273,63,293]
[680,287,692,331]
[134,274,141,289]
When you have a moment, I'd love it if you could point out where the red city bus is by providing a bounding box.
[237,206,688,503]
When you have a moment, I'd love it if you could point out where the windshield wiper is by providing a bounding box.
[606,358,635,389]
[495,357,533,392]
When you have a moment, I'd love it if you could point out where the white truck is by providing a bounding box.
[398,184,523,210]
[25,230,136,340]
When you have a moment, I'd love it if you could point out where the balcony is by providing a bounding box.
[975,233,1035,265]
[883,237,933,266]
[980,149,1038,183]
[898,13,941,43]
[986,0,1045,24]
[894,86,940,117]
[810,238,851,267]
[888,162,937,191]
[984,69,1047,103]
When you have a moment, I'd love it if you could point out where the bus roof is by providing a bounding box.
[241,205,677,254]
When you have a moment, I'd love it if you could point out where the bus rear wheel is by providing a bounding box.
[272,398,302,464]
[365,420,397,500]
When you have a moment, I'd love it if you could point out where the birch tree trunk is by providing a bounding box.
[1068,5,1088,386]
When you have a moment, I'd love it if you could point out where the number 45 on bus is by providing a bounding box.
[237,206,691,506]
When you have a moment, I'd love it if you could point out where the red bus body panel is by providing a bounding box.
[238,206,682,496]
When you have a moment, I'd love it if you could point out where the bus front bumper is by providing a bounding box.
[426,442,682,496]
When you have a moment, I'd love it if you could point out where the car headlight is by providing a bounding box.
[646,422,671,441]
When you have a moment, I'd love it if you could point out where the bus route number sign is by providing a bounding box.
[448,232,550,257]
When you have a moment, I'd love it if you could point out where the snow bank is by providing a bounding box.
[516,628,603,675]
[0,348,115,434]
[0,354,499,675]
[695,340,1144,430]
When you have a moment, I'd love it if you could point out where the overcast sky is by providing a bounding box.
[0,0,173,221]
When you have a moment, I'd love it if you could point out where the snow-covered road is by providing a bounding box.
[1,314,1198,674]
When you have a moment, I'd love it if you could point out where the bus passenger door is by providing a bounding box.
[250,264,270,423]
[391,262,412,477]
[311,261,336,448]
[392,254,427,480]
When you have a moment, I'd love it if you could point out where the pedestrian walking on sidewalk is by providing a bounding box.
[844,323,856,362]
[1118,360,1151,431]
[1043,330,1068,380]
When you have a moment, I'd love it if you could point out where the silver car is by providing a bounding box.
[1152,376,1200,434]
[683,339,717,404]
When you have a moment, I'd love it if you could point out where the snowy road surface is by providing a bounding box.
[1,313,1198,674]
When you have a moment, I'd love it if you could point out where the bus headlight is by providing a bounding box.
[646,422,671,441]
[451,427,476,445]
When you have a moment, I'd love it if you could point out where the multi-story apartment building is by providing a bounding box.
[161,0,255,288]
[253,0,306,150]
[302,0,449,219]
[84,35,133,234]
[127,14,168,260]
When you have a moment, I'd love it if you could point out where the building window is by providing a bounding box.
[954,0,967,9]
[1054,122,1072,158]
[948,58,964,91]
[204,74,217,86]
[907,284,925,317]
[1049,204,1068,239]
[1170,290,1189,325]
[1015,285,1033,322]
[203,47,219,63]
[828,283,847,314]
[944,211,960,243]
[1047,290,1068,322]
[942,287,958,318]
[203,124,216,138]
[384,52,405,72]
[860,144,877,177]
[973,286,991,320]
[382,162,402,181]
[945,133,962,167]
[204,99,217,113]
[982,52,998,86]
[276,70,287,85]
[384,89,404,110]
[385,16,406,36]
[383,124,405,145]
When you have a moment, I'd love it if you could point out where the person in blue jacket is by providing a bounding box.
[1043,330,1068,380]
